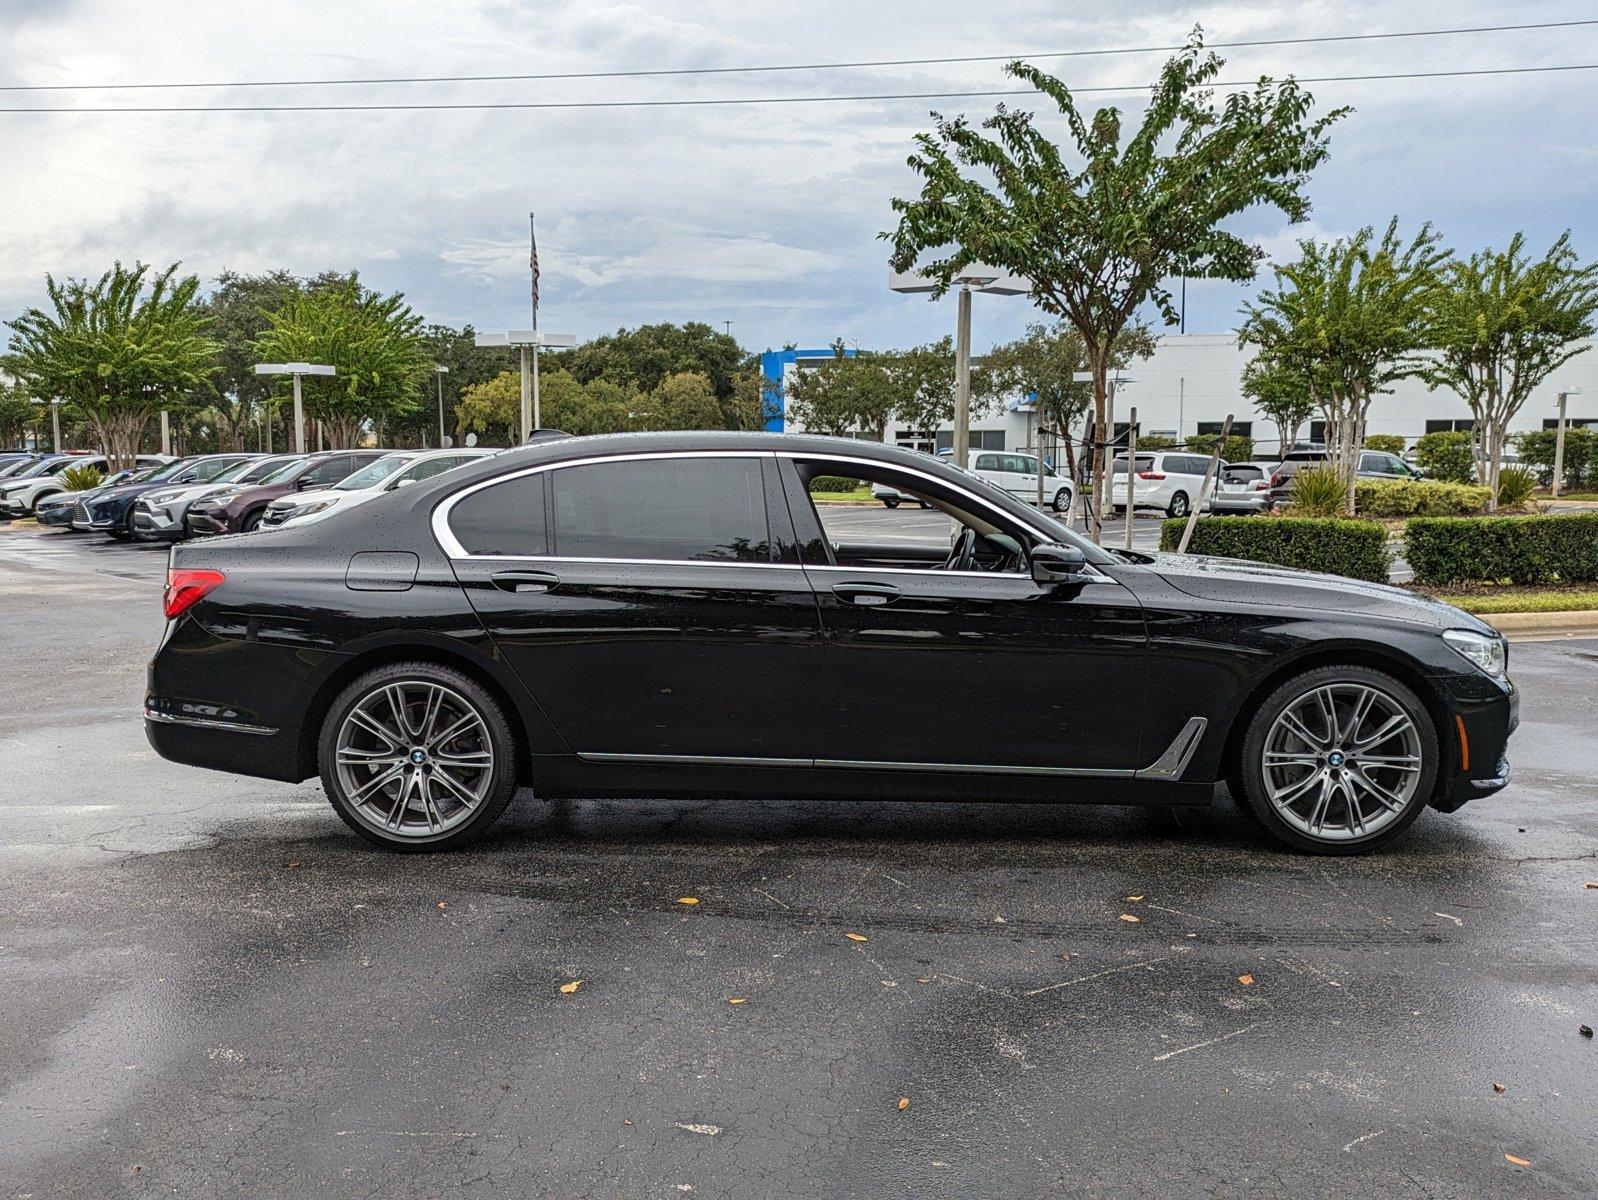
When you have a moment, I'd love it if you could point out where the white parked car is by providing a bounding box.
[1108,450,1218,518]
[0,453,169,517]
[874,450,1076,513]
[260,448,493,529]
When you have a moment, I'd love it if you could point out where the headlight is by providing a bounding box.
[284,499,336,518]
[1442,629,1507,678]
[205,493,239,507]
[143,489,184,505]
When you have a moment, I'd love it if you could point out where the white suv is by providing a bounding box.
[260,448,493,529]
[874,450,1076,513]
[1108,450,1217,518]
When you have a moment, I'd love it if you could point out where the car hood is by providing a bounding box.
[1147,552,1494,636]
[268,486,344,508]
[149,482,231,504]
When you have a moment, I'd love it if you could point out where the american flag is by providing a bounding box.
[529,211,539,331]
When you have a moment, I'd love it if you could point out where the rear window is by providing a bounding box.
[449,473,548,557]
[1224,465,1264,482]
[552,457,769,563]
[1113,455,1156,473]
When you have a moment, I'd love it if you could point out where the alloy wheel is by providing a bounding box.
[333,680,496,839]
[1261,682,1423,842]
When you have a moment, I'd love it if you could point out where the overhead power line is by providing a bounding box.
[0,18,1594,93]
[1,62,1594,113]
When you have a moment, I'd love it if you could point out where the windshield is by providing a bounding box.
[205,458,264,486]
[335,454,415,491]
[12,457,67,479]
[257,458,310,486]
[237,457,296,483]
[143,457,199,483]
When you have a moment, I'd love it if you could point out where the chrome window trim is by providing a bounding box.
[430,447,1117,584]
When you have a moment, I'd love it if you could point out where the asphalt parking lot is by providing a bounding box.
[1,520,1594,1199]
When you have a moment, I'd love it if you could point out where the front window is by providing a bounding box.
[390,455,473,487]
[551,457,770,563]
[257,459,307,485]
[335,454,415,491]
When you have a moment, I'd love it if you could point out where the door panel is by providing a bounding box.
[806,565,1150,772]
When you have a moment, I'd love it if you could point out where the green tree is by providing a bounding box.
[455,369,640,441]
[1413,430,1477,484]
[722,368,778,431]
[785,342,901,440]
[1240,352,1317,458]
[982,320,1155,475]
[644,371,723,431]
[254,277,428,448]
[0,385,39,448]
[382,323,510,448]
[565,322,746,404]
[1421,232,1598,510]
[1239,221,1448,510]
[5,262,218,468]
[885,32,1345,539]
[202,270,298,451]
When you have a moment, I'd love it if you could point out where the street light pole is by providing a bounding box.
[50,398,62,452]
[434,365,450,447]
[953,282,973,468]
[254,363,336,454]
[1552,388,1581,499]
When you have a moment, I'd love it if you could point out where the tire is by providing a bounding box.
[1166,491,1190,518]
[882,498,900,509]
[918,500,934,510]
[1051,488,1072,513]
[318,661,521,851]
[240,508,265,532]
[1237,665,1439,855]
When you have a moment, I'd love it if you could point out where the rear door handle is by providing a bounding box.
[832,582,901,607]
[491,569,560,594]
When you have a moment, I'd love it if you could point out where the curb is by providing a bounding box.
[1481,610,1598,639]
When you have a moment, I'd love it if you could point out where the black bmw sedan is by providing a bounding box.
[145,432,1516,854]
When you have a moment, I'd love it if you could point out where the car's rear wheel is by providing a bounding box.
[1051,488,1072,513]
[882,497,899,509]
[1238,666,1437,854]
[318,662,520,851]
[1167,491,1190,518]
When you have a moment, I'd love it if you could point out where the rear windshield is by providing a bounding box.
[1112,455,1156,473]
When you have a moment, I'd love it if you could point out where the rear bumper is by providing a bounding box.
[1210,494,1271,514]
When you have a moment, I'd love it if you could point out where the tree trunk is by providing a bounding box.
[1087,352,1108,544]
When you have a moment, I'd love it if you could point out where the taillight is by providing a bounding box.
[164,568,225,620]
[1269,473,1283,488]
[1137,471,1165,480]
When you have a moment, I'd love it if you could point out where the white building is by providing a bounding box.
[768,334,1598,456]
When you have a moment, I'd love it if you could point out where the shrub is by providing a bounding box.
[1286,466,1346,517]
[1413,430,1477,484]
[57,465,104,492]
[1405,513,1598,585]
[1160,516,1389,582]
[1134,434,1179,451]
[1514,427,1596,489]
[1363,434,1406,455]
[1354,479,1489,518]
[1185,433,1254,462]
[808,475,861,493]
[1493,464,1538,508]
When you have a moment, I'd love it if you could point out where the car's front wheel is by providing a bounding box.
[881,497,900,509]
[1237,665,1438,854]
[318,662,520,851]
[1051,488,1072,513]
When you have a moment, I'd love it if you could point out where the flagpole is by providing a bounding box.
[530,211,541,431]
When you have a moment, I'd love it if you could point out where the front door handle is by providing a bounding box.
[832,582,901,607]
[491,569,560,594]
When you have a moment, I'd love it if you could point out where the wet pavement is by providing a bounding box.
[1,524,1595,1199]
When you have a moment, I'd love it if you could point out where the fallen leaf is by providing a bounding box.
[1238,974,1255,986]
[286,861,300,869]
[728,997,746,1005]
[437,901,447,911]
[1119,914,1140,923]
[559,980,582,994]
[897,1097,910,1111]
[1504,1154,1531,1167]
[1126,894,1144,902]
[1492,1082,1506,1093]
[1580,1024,1594,1038]
[1583,882,1598,890]
[677,897,700,906]
[844,932,869,942]
[916,977,933,984]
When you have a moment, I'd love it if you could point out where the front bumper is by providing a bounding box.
[184,509,233,536]
[1432,675,1519,812]
[36,504,76,527]
[69,501,119,530]
[132,502,189,542]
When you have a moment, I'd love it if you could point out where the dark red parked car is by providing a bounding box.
[185,450,389,535]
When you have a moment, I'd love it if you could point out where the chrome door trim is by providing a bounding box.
[575,718,1206,782]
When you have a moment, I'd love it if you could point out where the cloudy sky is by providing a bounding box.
[2,0,1596,357]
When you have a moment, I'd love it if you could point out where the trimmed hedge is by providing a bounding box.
[1404,513,1598,585]
[1363,434,1406,455]
[1160,516,1390,582]
[1354,478,1489,517]
[809,475,861,493]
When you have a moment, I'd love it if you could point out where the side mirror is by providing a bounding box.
[295,476,318,491]
[388,476,416,490]
[1031,542,1089,585]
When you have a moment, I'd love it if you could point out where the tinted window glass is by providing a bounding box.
[552,458,769,563]
[975,454,1001,472]
[301,456,353,486]
[451,473,548,556]
[398,455,472,484]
